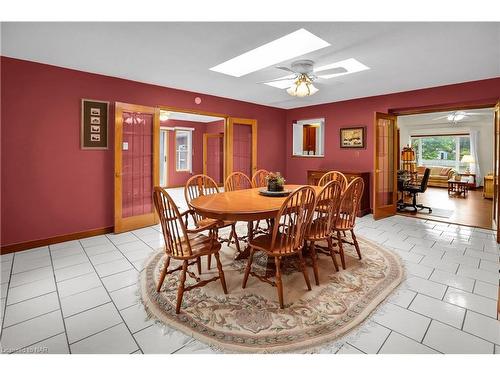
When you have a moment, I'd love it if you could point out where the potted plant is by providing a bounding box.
[266,172,285,192]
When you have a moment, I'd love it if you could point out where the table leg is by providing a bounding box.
[234,221,253,260]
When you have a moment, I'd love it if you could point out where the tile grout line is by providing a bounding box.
[75,238,142,352]
[375,330,393,354]
[0,254,15,342]
[69,321,123,347]
[47,245,73,354]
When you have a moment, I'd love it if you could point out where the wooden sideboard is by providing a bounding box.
[307,170,371,217]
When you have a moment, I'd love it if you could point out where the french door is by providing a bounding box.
[373,112,398,220]
[494,102,500,242]
[226,118,257,179]
[203,133,224,185]
[114,102,160,233]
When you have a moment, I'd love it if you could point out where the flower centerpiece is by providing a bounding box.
[266,172,285,192]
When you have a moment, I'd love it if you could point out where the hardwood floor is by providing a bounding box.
[398,186,494,229]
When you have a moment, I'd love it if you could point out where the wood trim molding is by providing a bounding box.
[157,105,229,120]
[1,226,113,255]
[389,101,497,116]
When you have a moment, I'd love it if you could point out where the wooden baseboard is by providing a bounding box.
[1,226,114,255]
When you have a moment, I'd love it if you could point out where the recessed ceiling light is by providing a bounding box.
[210,28,330,77]
[314,58,370,79]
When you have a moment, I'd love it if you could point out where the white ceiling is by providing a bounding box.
[1,22,499,109]
[398,107,494,127]
[163,111,223,123]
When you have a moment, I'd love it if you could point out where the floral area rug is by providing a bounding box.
[139,234,404,353]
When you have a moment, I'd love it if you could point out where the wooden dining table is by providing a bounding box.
[189,184,323,259]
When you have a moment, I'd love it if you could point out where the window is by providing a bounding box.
[175,130,192,172]
[410,134,471,172]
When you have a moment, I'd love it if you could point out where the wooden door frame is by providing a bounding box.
[114,102,160,233]
[157,106,229,182]
[494,102,500,242]
[159,128,169,187]
[226,118,258,178]
[203,132,224,185]
[373,112,399,220]
[390,101,500,240]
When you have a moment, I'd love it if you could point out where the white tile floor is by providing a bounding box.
[0,187,499,354]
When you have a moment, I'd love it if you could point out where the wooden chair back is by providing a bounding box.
[251,169,270,188]
[318,171,348,191]
[270,186,316,255]
[184,174,220,223]
[336,177,365,229]
[153,187,192,258]
[309,180,343,239]
[224,171,252,191]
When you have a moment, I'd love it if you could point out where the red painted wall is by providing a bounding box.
[1,57,287,247]
[285,78,500,199]
[160,119,206,187]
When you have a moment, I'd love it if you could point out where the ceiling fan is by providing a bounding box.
[433,110,484,124]
[260,59,347,97]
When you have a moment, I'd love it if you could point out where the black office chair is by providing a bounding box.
[398,168,432,213]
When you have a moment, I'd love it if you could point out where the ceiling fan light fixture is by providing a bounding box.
[447,111,466,123]
[159,111,171,122]
[286,74,318,97]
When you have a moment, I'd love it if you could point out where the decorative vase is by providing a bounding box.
[267,181,284,192]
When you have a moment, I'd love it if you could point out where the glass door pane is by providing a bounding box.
[232,123,252,176]
[205,134,224,185]
[227,118,257,180]
[374,113,397,220]
[114,103,159,233]
[159,130,167,187]
[122,112,153,218]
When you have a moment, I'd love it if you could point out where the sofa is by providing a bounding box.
[416,166,456,188]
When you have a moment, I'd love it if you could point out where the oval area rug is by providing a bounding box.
[139,236,404,353]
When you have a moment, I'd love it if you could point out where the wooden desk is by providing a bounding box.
[307,170,371,216]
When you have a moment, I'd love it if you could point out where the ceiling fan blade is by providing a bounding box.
[432,115,450,120]
[275,66,295,73]
[257,76,295,84]
[315,67,348,75]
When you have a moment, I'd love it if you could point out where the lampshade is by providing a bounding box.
[461,154,475,163]
[286,74,319,97]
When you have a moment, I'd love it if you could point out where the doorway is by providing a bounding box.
[373,103,499,234]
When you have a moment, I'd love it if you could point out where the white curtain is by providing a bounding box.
[469,130,481,187]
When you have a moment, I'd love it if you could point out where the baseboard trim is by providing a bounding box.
[1,226,114,255]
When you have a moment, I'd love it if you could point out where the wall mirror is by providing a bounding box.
[292,118,325,157]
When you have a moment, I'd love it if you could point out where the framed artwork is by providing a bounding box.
[340,126,366,149]
[81,99,109,149]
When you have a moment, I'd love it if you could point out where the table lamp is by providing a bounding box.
[461,155,474,174]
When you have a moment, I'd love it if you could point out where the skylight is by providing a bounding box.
[209,28,330,77]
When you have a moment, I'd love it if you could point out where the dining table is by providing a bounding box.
[189,184,323,260]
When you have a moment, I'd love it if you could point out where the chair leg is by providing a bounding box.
[196,257,202,275]
[298,251,312,291]
[351,229,362,260]
[336,231,346,270]
[156,255,171,292]
[214,252,228,294]
[175,260,188,314]
[309,241,320,286]
[207,254,212,270]
[275,257,284,309]
[241,248,255,288]
[327,237,339,272]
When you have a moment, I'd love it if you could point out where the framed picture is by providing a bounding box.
[81,99,109,149]
[340,127,366,149]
